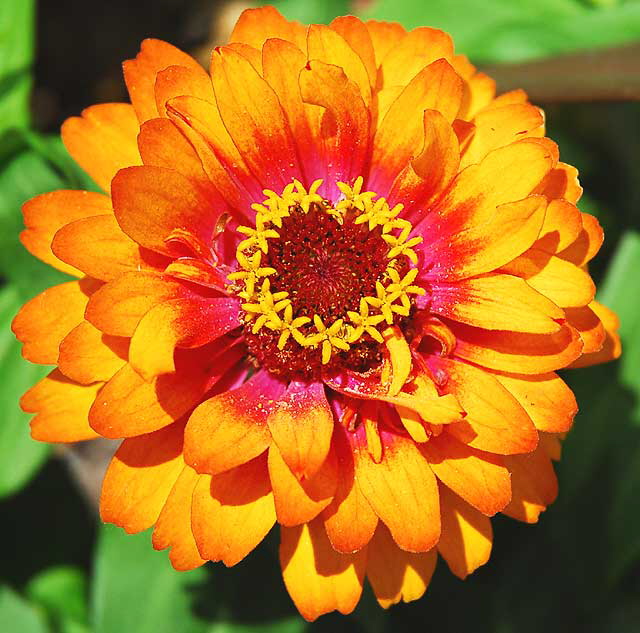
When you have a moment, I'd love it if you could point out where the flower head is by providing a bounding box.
[13,6,621,621]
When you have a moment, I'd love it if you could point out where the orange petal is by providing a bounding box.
[261,38,321,186]
[58,321,128,384]
[422,432,511,515]
[569,300,621,368]
[123,38,204,123]
[322,426,378,553]
[191,454,276,566]
[430,273,564,334]
[100,422,184,532]
[329,16,377,87]
[21,369,102,442]
[307,24,372,107]
[535,199,583,254]
[366,524,437,608]
[501,248,596,308]
[111,165,222,256]
[370,59,463,193]
[389,109,461,215]
[51,214,165,282]
[85,272,191,337]
[432,357,538,455]
[299,60,370,196]
[491,371,577,433]
[184,371,285,475]
[452,321,583,374]
[383,326,412,396]
[267,381,334,479]
[502,445,558,523]
[268,441,338,527]
[364,20,406,66]
[423,195,548,282]
[324,368,464,427]
[152,465,206,571]
[21,190,112,276]
[429,139,555,233]
[128,297,240,380]
[558,212,604,267]
[564,305,606,354]
[461,103,544,168]
[89,349,221,438]
[377,26,454,91]
[437,484,493,579]
[534,162,582,204]
[210,46,301,191]
[12,279,99,364]
[230,6,306,51]
[61,103,141,192]
[280,518,366,621]
[354,430,440,552]
[153,64,214,116]
[166,95,260,210]
[137,117,212,184]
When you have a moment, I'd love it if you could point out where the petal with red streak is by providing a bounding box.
[370,59,463,193]
[299,60,370,197]
[210,47,301,191]
[430,273,564,333]
[85,272,192,337]
[111,165,222,256]
[184,371,285,475]
[128,296,240,380]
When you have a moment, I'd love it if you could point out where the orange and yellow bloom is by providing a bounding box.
[13,6,621,620]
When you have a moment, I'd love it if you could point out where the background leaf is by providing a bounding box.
[362,0,640,62]
[91,526,208,633]
[0,585,48,633]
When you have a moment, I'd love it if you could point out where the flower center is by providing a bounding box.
[229,178,425,379]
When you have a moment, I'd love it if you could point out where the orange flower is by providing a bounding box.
[13,6,621,620]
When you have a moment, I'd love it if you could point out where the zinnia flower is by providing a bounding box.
[13,6,621,620]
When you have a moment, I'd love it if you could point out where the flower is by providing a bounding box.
[13,6,621,621]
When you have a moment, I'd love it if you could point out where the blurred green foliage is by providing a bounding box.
[1,0,639,631]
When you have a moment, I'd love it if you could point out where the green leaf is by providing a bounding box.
[26,566,88,627]
[0,284,50,499]
[362,0,640,62]
[270,0,350,23]
[91,525,209,633]
[0,148,71,300]
[0,585,48,633]
[0,0,34,134]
